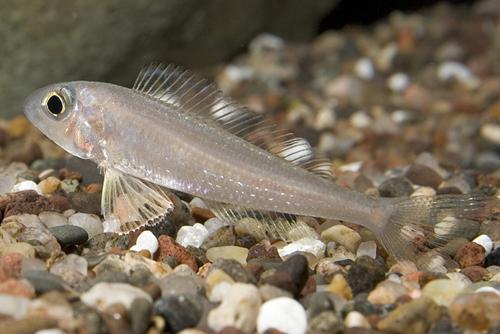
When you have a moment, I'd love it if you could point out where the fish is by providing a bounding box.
[24,63,499,267]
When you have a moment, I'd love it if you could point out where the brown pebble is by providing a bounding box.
[436,186,463,195]
[4,190,62,217]
[219,326,246,334]
[49,196,70,212]
[477,173,500,187]
[191,206,215,222]
[455,242,485,268]
[86,183,103,194]
[137,249,151,259]
[141,283,162,300]
[301,275,316,296]
[156,235,197,272]
[0,315,58,333]
[259,271,298,296]
[245,261,264,281]
[9,141,43,166]
[460,266,488,283]
[405,164,443,189]
[449,292,500,331]
[59,167,83,181]
[101,303,130,334]
[247,245,281,262]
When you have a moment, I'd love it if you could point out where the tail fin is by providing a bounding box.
[375,194,499,271]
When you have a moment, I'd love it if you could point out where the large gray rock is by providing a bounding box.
[2,0,338,119]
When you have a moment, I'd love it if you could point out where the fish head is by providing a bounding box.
[24,82,105,160]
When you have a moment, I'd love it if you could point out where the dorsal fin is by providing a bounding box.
[133,63,334,180]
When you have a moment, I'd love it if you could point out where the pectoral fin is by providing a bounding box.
[101,168,174,234]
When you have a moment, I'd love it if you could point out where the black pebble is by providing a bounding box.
[49,225,89,247]
[378,177,414,197]
[346,256,385,296]
[153,294,203,333]
[485,247,500,267]
[278,254,310,292]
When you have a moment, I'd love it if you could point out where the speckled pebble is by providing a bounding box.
[154,294,203,334]
[346,256,385,296]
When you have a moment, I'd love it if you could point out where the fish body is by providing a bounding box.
[24,64,497,265]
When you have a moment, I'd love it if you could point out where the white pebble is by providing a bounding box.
[313,107,336,131]
[391,110,414,124]
[345,311,371,329]
[130,230,159,255]
[349,110,372,128]
[354,57,375,80]
[188,197,209,210]
[81,282,152,311]
[437,61,473,83]
[387,72,410,93]
[257,297,307,334]
[473,234,494,255]
[278,238,325,259]
[339,161,363,173]
[68,213,103,239]
[11,180,42,195]
[411,186,436,197]
[480,124,500,146]
[208,283,262,333]
[224,65,255,83]
[356,241,377,259]
[0,295,30,320]
[249,33,285,53]
[204,218,229,234]
[474,286,500,296]
[34,329,68,334]
[176,223,209,248]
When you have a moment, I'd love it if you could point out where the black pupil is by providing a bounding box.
[47,95,64,115]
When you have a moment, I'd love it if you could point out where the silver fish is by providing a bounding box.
[24,63,498,265]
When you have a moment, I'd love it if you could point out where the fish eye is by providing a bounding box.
[42,91,67,117]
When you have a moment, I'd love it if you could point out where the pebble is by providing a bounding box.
[405,164,443,189]
[356,241,377,259]
[38,211,68,228]
[204,217,229,233]
[4,242,35,258]
[377,297,441,334]
[154,294,203,334]
[0,294,30,319]
[11,180,43,195]
[80,282,153,311]
[346,256,385,296]
[157,235,197,272]
[449,292,500,331]
[206,246,249,266]
[49,225,89,247]
[308,310,345,334]
[37,176,61,195]
[344,310,371,329]
[485,246,500,267]
[480,123,500,145]
[130,230,159,255]
[326,274,352,300]
[278,238,326,260]
[321,225,360,254]
[200,226,237,251]
[68,212,103,239]
[421,278,467,307]
[218,259,257,284]
[473,234,494,255]
[354,58,375,80]
[66,191,102,215]
[387,72,410,93]
[257,297,308,334]
[22,270,69,294]
[205,268,235,302]
[176,223,210,248]
[378,177,414,197]
[158,275,198,296]
[437,60,473,83]
[367,281,409,305]
[0,175,16,193]
[455,241,486,268]
[461,266,488,283]
[4,190,60,217]
[130,298,153,334]
[208,283,262,334]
